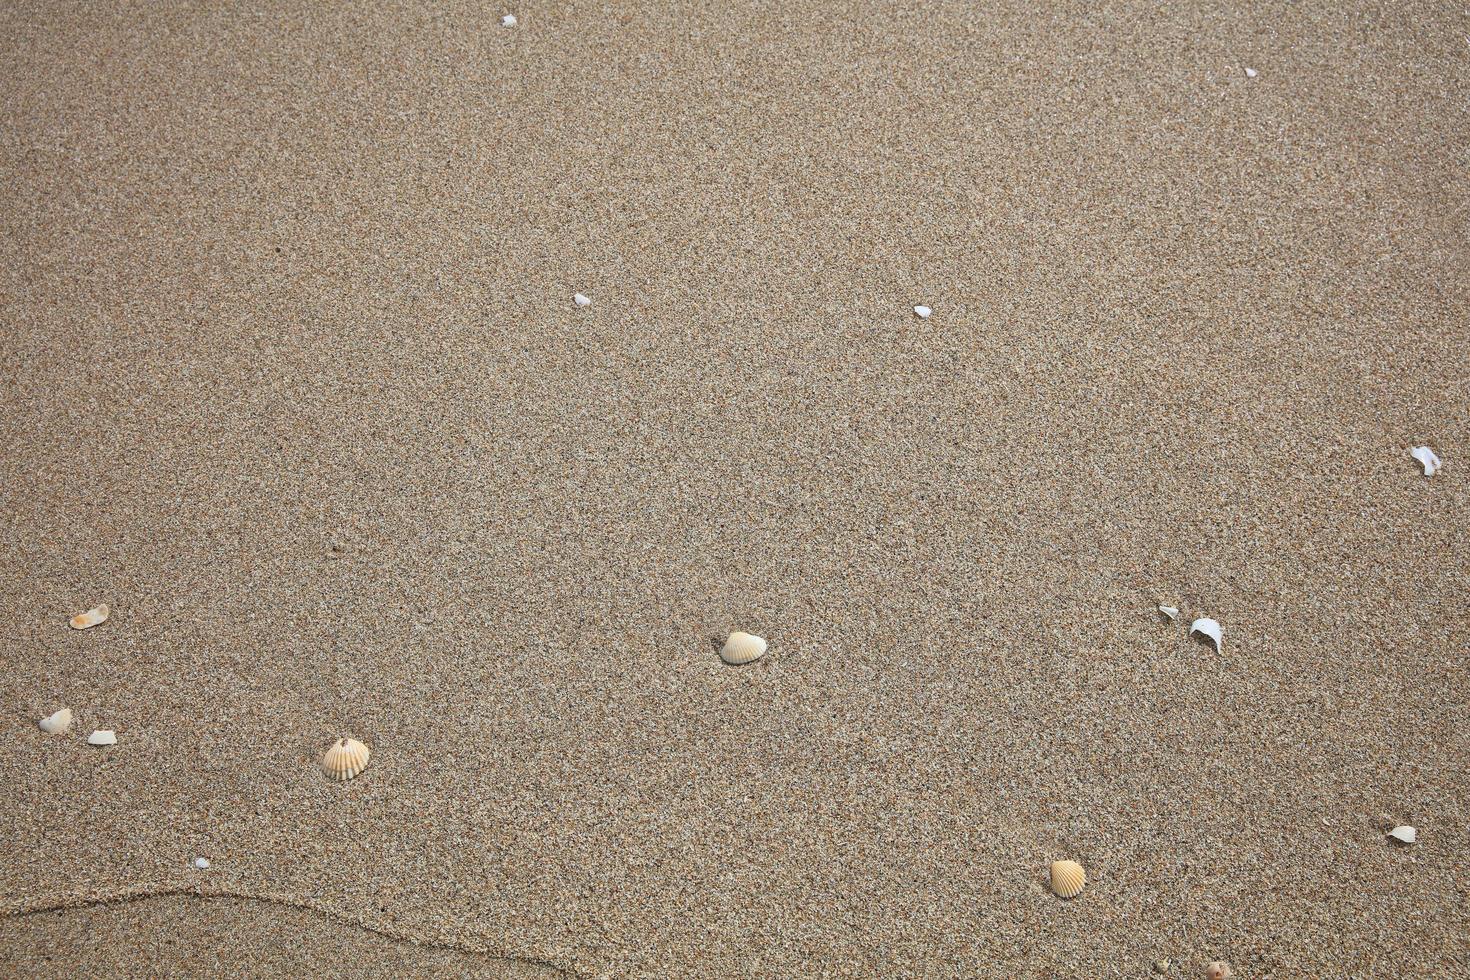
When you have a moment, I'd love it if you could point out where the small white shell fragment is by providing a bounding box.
[70,603,110,630]
[1387,825,1416,845]
[39,708,73,735]
[573,292,592,308]
[87,729,117,746]
[913,305,932,319]
[1158,605,1180,621]
[720,631,767,665]
[1410,446,1441,476]
[192,857,211,870]
[1190,617,1223,652]
[500,14,516,27]
[322,737,371,781]
[1244,67,1257,78]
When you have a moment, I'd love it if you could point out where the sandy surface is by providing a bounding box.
[1,0,1467,976]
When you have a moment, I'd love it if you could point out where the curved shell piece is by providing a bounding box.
[70,604,110,630]
[1205,962,1232,980]
[87,729,117,746]
[720,631,767,665]
[1387,825,1416,845]
[1157,605,1180,621]
[38,708,73,735]
[573,292,592,308]
[1049,859,1086,898]
[1190,617,1222,652]
[1411,446,1441,476]
[913,305,932,319]
[322,737,371,781]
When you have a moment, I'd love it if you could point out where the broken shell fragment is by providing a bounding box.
[499,13,516,27]
[192,857,211,870]
[87,730,117,746]
[1190,617,1222,652]
[1244,67,1257,78]
[38,708,73,735]
[719,631,767,665]
[1049,859,1086,898]
[1411,446,1441,476]
[322,737,371,781]
[69,604,110,630]
[1205,962,1232,980]
[1387,825,1416,845]
[913,305,932,319]
[573,292,592,308]
[1158,605,1180,621]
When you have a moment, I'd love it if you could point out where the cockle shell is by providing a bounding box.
[70,604,109,630]
[1158,605,1180,621]
[1387,825,1416,845]
[1190,617,1222,652]
[322,737,371,781]
[913,305,932,319]
[1411,446,1441,476]
[88,729,117,746]
[1049,859,1086,898]
[39,708,73,735]
[1205,962,1232,980]
[720,631,767,665]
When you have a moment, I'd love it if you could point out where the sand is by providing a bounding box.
[1,0,1467,976]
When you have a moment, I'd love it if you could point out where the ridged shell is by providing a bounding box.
[1205,962,1232,980]
[1049,859,1086,898]
[1387,825,1416,845]
[70,604,110,630]
[720,631,767,665]
[88,729,117,746]
[39,708,73,735]
[322,737,371,781]
[1190,617,1222,652]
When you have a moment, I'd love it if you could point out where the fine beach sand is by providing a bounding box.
[2,1,1467,976]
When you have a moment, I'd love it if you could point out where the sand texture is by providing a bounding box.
[2,0,1468,976]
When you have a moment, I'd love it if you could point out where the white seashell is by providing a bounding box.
[192,857,211,870]
[39,708,73,735]
[913,305,932,319]
[87,729,117,746]
[1410,446,1441,476]
[1049,859,1086,898]
[720,631,767,665]
[1158,605,1180,621]
[573,292,592,308]
[1387,825,1416,845]
[70,604,110,630]
[1244,67,1257,78]
[1190,617,1222,652]
[1205,963,1233,980]
[500,14,517,27]
[322,737,371,781]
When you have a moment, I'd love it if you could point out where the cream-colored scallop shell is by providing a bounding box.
[70,604,110,630]
[38,708,73,735]
[322,737,371,781]
[1049,859,1086,898]
[720,631,767,665]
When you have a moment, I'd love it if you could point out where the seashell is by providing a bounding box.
[39,708,73,735]
[70,604,110,630]
[322,737,371,781]
[1411,446,1441,476]
[573,292,592,308]
[1049,859,1086,898]
[719,631,767,665]
[1244,67,1257,78]
[87,729,117,746]
[1158,605,1180,621]
[1190,617,1222,652]
[1387,825,1416,845]
[500,13,517,27]
[1205,962,1232,980]
[913,305,932,319]
[192,857,211,870]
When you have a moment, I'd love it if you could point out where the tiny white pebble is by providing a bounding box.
[913,305,932,319]
[192,857,210,870]
[500,14,516,27]
[1244,67,1257,78]
[574,293,592,308]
